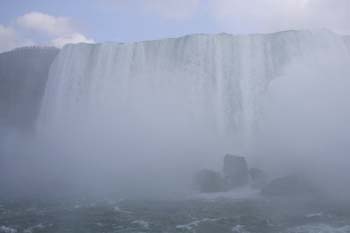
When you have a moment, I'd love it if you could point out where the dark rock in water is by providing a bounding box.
[261,175,316,197]
[194,169,224,193]
[223,154,249,189]
[249,168,268,189]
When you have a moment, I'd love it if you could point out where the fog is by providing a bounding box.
[1,32,350,202]
[253,48,350,200]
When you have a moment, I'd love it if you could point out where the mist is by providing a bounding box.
[253,42,350,200]
[1,31,350,203]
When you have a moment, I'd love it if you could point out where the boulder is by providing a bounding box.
[261,175,316,196]
[223,154,249,189]
[249,168,268,189]
[194,169,224,193]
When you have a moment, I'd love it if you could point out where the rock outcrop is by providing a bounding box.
[194,169,224,193]
[0,47,59,131]
[223,154,249,189]
[193,154,271,193]
[249,168,268,189]
[261,175,316,197]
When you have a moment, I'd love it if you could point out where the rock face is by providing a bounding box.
[249,168,268,189]
[194,169,224,193]
[261,175,316,197]
[223,154,249,189]
[0,47,59,131]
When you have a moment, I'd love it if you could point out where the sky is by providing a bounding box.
[0,0,349,52]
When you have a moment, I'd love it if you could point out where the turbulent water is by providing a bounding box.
[1,196,350,233]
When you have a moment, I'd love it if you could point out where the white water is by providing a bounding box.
[35,30,350,196]
[39,30,350,149]
[285,224,350,233]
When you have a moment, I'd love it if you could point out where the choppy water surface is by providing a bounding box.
[1,196,350,233]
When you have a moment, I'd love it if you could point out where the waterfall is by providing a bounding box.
[38,30,350,153]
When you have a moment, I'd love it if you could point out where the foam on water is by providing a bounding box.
[189,186,260,201]
[285,224,350,233]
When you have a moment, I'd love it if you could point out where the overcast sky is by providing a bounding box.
[0,0,349,52]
